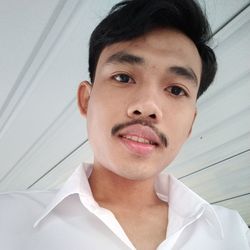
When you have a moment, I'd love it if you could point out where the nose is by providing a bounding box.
[127,91,163,122]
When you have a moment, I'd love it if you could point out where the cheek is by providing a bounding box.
[87,98,106,139]
[167,108,195,142]
[86,90,118,145]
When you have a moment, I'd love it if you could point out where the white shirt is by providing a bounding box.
[0,163,249,250]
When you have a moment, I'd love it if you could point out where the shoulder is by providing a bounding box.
[0,190,57,206]
[0,190,57,222]
[0,190,57,248]
[212,204,248,230]
[211,204,250,245]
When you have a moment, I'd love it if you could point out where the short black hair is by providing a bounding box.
[89,0,217,98]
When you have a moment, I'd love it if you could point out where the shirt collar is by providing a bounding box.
[34,163,224,239]
[33,163,94,227]
[155,173,224,239]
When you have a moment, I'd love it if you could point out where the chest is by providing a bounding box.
[113,206,168,250]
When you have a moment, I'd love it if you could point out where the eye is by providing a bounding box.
[112,73,135,84]
[166,86,188,96]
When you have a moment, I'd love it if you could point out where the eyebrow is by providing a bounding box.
[106,51,145,65]
[168,66,198,86]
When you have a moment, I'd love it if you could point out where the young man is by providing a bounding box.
[1,0,249,249]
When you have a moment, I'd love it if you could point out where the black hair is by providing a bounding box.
[89,0,217,98]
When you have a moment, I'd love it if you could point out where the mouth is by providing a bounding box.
[118,134,159,156]
[112,122,166,156]
[119,134,159,146]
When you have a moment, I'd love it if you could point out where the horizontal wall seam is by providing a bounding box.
[178,149,250,180]
[212,3,250,36]
[211,192,250,204]
[27,139,88,189]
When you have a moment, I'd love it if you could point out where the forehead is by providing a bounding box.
[96,28,202,82]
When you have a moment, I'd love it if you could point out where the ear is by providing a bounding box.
[77,81,92,117]
[187,109,197,138]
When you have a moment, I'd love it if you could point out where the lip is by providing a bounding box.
[118,124,161,145]
[117,124,161,156]
[118,135,157,156]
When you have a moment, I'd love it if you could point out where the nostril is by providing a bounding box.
[133,110,141,115]
[149,114,156,119]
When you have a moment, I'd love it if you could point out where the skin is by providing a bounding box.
[78,28,202,250]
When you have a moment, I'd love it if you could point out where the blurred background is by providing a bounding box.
[0,0,249,226]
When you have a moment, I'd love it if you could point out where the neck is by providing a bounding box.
[88,163,161,209]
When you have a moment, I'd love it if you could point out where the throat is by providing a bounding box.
[88,165,161,208]
[102,197,169,250]
[88,164,169,249]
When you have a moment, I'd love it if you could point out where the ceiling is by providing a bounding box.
[0,0,250,226]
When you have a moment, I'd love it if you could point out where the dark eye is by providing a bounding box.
[113,74,134,84]
[167,86,187,96]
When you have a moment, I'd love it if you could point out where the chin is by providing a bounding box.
[111,161,164,181]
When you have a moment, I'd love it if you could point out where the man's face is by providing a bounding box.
[78,28,202,181]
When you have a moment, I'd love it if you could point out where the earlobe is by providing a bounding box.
[77,81,92,117]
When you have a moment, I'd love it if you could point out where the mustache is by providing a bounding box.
[111,119,168,148]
